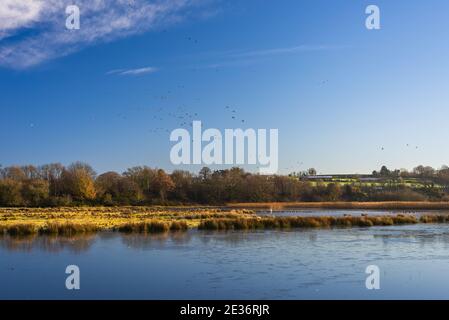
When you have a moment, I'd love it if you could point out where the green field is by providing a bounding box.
[304,177,445,189]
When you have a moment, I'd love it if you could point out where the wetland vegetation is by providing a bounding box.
[2,206,449,236]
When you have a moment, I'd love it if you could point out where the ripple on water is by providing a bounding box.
[2,221,449,298]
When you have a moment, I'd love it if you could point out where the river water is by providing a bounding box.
[2,210,449,299]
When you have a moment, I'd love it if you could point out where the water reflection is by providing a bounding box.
[371,226,449,252]
[120,231,193,249]
[0,234,97,253]
[3,223,449,253]
[0,231,196,252]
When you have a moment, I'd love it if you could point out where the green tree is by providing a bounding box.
[0,179,23,206]
[21,179,50,206]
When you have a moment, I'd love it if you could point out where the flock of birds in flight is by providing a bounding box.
[107,82,247,137]
[144,100,247,135]
[26,2,422,174]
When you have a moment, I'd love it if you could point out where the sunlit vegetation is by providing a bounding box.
[1,163,449,207]
[419,215,449,223]
[2,206,449,236]
[0,207,255,236]
[40,222,101,236]
[197,215,419,231]
[116,221,189,233]
[1,163,449,236]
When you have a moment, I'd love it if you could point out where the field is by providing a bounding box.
[303,177,445,189]
[1,204,449,236]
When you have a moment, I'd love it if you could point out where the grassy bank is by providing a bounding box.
[198,214,449,230]
[0,220,191,236]
[226,201,449,210]
[198,215,419,230]
[0,207,255,236]
[2,206,449,236]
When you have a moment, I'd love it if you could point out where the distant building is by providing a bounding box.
[301,175,381,182]
[304,175,333,180]
[359,177,381,182]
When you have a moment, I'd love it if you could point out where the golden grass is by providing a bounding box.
[40,222,101,236]
[197,215,419,230]
[0,207,254,236]
[2,206,449,236]
[419,215,449,223]
[115,220,188,233]
[226,201,449,210]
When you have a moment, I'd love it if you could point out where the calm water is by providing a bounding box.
[2,210,449,299]
[258,208,449,217]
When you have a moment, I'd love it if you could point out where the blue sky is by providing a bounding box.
[1,0,449,175]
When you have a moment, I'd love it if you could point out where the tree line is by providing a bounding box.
[1,163,449,207]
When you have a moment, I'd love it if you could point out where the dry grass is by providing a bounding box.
[0,207,254,236]
[198,215,419,230]
[115,220,189,233]
[419,215,449,223]
[2,206,449,236]
[40,222,101,236]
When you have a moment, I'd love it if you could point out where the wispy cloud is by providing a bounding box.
[107,66,158,75]
[229,44,349,58]
[0,0,214,69]
[194,44,349,70]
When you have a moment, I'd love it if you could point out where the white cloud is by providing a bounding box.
[0,0,44,34]
[192,44,349,70]
[229,45,349,58]
[107,66,158,75]
[0,0,211,69]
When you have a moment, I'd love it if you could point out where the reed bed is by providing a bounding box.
[0,207,255,221]
[2,206,449,236]
[0,222,100,236]
[39,222,101,236]
[115,220,188,233]
[197,215,419,231]
[0,223,39,236]
[0,207,255,236]
[419,215,449,223]
[0,220,190,236]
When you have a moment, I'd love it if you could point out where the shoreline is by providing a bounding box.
[226,201,449,210]
[3,201,449,211]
